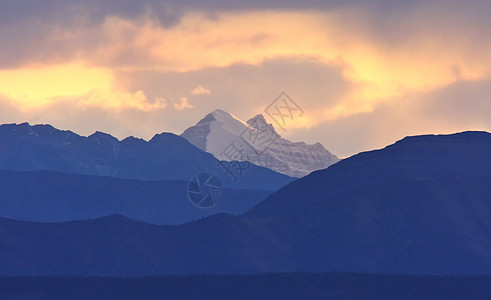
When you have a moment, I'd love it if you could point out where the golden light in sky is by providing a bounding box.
[0,2,490,156]
[0,62,167,111]
[0,63,112,109]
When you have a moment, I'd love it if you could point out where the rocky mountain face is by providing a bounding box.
[181,109,339,177]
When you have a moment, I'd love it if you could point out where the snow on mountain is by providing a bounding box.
[0,122,293,190]
[181,109,339,177]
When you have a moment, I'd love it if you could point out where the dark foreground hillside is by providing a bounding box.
[0,132,489,276]
[0,273,489,300]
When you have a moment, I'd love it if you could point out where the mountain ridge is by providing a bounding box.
[181,109,339,177]
[0,122,294,190]
[0,169,274,225]
[0,131,489,276]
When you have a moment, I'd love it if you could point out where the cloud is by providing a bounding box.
[0,1,489,156]
[2,8,489,114]
[0,93,170,141]
[118,57,352,133]
[174,97,194,110]
[286,78,491,157]
[0,0,419,28]
[0,62,167,112]
[77,90,167,112]
[191,85,211,96]
[0,63,112,108]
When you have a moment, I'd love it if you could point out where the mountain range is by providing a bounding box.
[0,122,293,190]
[181,109,339,177]
[0,170,273,225]
[0,131,489,276]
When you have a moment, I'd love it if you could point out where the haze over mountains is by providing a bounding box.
[0,170,273,225]
[0,131,489,276]
[182,109,339,177]
[0,122,293,190]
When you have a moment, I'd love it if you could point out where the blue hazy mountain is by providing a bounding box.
[0,131,489,276]
[0,123,294,190]
[0,170,273,225]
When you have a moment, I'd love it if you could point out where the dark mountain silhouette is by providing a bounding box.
[248,131,491,217]
[0,131,489,276]
[0,123,294,190]
[0,170,273,225]
[242,131,491,275]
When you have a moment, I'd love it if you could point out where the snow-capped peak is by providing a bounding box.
[181,109,339,177]
[212,109,249,126]
[247,114,277,134]
[201,109,252,135]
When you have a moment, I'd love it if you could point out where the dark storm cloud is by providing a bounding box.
[2,0,490,69]
[0,0,428,27]
[0,0,176,26]
[9,0,489,28]
[3,0,489,54]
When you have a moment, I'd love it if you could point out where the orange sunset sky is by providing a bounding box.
[0,0,490,157]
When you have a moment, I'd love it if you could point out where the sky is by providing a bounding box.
[0,0,490,157]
